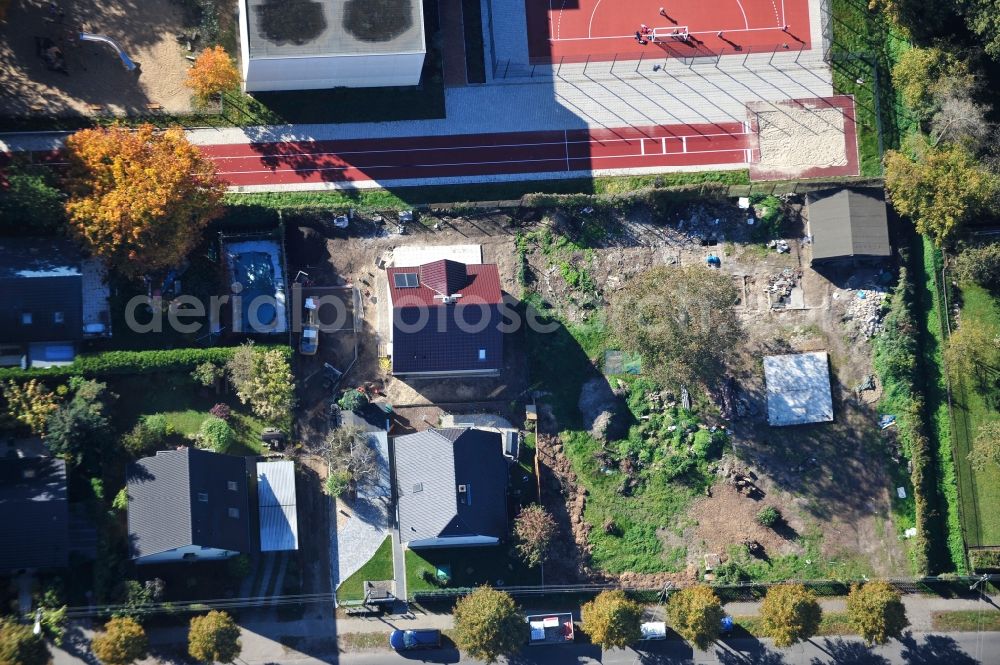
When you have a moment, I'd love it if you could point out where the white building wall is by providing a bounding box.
[135,545,236,565]
[244,52,425,92]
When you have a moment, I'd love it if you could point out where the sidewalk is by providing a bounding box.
[50,593,1000,665]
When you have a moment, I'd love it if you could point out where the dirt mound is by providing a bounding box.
[578,377,628,442]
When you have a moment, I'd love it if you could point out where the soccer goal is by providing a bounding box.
[651,26,690,43]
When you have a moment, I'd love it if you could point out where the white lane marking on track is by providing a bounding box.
[556,0,568,40]
[769,0,780,24]
[206,130,750,161]
[214,146,753,176]
[588,0,604,38]
[551,26,782,41]
[734,0,750,29]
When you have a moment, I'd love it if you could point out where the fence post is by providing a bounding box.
[635,51,644,73]
[583,54,590,76]
[557,56,564,77]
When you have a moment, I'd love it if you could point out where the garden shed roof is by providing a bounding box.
[763,351,834,426]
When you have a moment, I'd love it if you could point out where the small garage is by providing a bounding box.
[806,188,891,266]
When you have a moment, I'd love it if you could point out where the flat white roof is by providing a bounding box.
[245,0,425,59]
[257,461,298,551]
[763,351,834,426]
[391,244,482,267]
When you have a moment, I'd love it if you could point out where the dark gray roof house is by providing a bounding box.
[127,448,252,564]
[806,188,891,265]
[393,428,508,548]
[0,457,69,573]
[0,239,110,367]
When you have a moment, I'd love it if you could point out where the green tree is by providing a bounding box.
[188,611,241,663]
[337,388,368,412]
[192,361,224,388]
[122,414,171,456]
[955,243,1000,289]
[943,317,1000,389]
[884,138,999,246]
[760,584,822,647]
[0,164,64,235]
[580,590,644,649]
[324,468,352,497]
[968,420,1000,471]
[608,265,741,388]
[0,618,49,665]
[513,504,557,568]
[846,581,909,646]
[45,379,115,472]
[666,585,724,649]
[452,587,527,663]
[958,0,1000,59]
[90,617,148,665]
[892,47,975,122]
[198,416,235,453]
[226,343,295,424]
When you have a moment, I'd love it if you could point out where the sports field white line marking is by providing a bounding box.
[661,138,667,153]
[780,0,786,25]
[682,136,688,153]
[588,0,604,38]
[207,131,750,161]
[550,26,787,41]
[640,139,645,155]
[734,0,750,30]
[556,0,568,40]
[768,0,780,24]
[215,147,753,176]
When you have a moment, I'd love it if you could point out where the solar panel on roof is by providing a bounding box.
[394,273,418,288]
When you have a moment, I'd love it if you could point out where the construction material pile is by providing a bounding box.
[847,289,887,337]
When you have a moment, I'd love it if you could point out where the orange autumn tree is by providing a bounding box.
[64,124,225,278]
[186,46,241,100]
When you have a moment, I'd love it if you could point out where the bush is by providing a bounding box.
[324,469,351,497]
[192,361,224,388]
[0,617,50,665]
[337,389,368,412]
[198,417,235,452]
[970,549,1000,571]
[756,506,781,527]
[0,346,292,381]
[209,403,231,421]
[749,193,785,241]
[122,414,172,456]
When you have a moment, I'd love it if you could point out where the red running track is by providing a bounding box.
[203,123,750,187]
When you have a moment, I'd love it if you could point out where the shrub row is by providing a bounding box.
[873,266,934,574]
[0,345,292,381]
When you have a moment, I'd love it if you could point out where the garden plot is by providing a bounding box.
[285,191,906,583]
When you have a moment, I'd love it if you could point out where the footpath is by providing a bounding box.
[51,593,1000,665]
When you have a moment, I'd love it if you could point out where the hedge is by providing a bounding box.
[873,266,933,574]
[0,345,292,381]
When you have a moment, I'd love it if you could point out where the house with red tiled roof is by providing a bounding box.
[386,259,504,378]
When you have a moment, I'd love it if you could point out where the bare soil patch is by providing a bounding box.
[0,0,195,117]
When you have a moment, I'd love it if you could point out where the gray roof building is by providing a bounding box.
[393,428,508,548]
[806,188,891,264]
[127,448,252,563]
[0,457,69,573]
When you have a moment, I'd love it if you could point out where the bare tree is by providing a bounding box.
[318,426,380,493]
[931,93,993,148]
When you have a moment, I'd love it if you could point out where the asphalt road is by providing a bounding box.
[283,632,1000,665]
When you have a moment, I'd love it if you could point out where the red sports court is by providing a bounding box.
[525,0,812,63]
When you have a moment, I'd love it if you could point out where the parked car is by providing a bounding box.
[640,621,667,640]
[389,629,441,651]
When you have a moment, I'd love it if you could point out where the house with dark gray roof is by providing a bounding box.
[393,428,509,549]
[126,448,252,564]
[0,239,110,368]
[805,188,891,265]
[0,457,69,573]
[386,259,505,378]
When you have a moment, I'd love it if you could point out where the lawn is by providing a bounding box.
[337,537,394,602]
[829,0,916,176]
[226,170,751,213]
[111,373,267,456]
[405,545,540,595]
[931,609,1000,632]
[949,282,1000,547]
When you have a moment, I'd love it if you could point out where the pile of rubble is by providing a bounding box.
[765,267,801,300]
[846,288,888,337]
